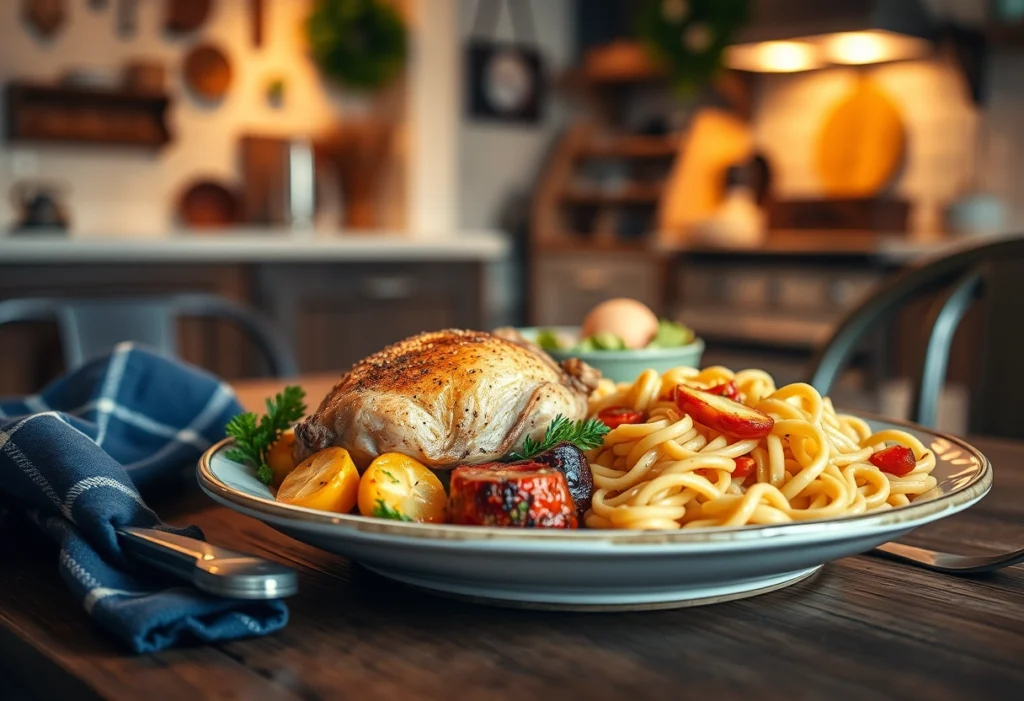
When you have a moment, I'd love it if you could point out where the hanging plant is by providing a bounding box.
[635,0,750,94]
[306,0,408,91]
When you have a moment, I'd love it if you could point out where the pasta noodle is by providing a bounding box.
[585,367,937,530]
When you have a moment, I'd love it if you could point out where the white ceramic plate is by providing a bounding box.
[197,416,991,610]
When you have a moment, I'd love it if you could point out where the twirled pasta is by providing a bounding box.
[584,367,937,530]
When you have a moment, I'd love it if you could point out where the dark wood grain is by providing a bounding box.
[1,379,1022,700]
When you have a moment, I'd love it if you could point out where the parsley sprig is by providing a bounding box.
[508,414,609,461]
[225,386,306,485]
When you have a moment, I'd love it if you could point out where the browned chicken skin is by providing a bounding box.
[293,329,599,470]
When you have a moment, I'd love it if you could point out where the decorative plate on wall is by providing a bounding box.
[177,180,242,228]
[22,0,67,39]
[183,44,233,102]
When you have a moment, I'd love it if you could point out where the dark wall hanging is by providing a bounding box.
[163,0,212,35]
[465,0,545,124]
[22,0,67,40]
[117,0,140,38]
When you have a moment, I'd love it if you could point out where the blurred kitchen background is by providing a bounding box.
[1,0,1021,435]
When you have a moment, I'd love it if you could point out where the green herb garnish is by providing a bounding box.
[372,499,413,522]
[380,469,400,484]
[508,414,610,461]
[513,499,530,524]
[225,386,306,485]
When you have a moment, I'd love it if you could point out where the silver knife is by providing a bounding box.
[116,527,298,599]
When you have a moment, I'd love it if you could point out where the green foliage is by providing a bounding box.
[634,0,750,94]
[306,0,408,91]
[509,415,610,461]
[225,386,307,485]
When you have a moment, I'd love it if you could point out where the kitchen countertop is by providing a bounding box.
[656,231,1018,263]
[0,230,511,263]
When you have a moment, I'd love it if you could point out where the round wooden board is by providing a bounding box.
[183,44,232,101]
[177,180,241,228]
[816,78,906,197]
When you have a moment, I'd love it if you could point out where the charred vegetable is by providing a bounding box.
[448,464,578,528]
[512,441,593,517]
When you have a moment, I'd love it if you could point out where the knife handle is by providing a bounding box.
[116,527,298,600]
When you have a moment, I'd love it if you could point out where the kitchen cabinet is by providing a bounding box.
[254,262,483,373]
[0,259,488,395]
[529,250,668,325]
[0,263,250,394]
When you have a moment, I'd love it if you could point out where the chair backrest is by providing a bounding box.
[807,235,1024,437]
[0,293,297,378]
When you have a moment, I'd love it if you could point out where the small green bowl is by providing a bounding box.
[517,326,705,384]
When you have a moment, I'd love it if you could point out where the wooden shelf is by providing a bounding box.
[5,81,172,148]
[579,136,680,159]
[562,184,663,205]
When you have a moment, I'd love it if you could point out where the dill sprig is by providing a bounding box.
[508,414,610,461]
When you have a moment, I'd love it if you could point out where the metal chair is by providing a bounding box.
[0,293,298,377]
[807,235,1024,438]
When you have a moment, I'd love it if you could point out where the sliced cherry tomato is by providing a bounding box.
[598,406,646,428]
[733,456,756,480]
[672,385,774,440]
[869,445,916,477]
[706,380,740,401]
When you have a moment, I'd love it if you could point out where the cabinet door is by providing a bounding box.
[256,263,484,373]
[531,252,664,326]
[0,264,251,394]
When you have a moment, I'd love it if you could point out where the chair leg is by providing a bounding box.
[910,271,982,428]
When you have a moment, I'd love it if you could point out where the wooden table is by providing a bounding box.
[1,376,1023,700]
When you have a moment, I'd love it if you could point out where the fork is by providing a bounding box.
[871,542,1024,575]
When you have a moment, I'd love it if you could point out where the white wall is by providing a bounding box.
[457,0,574,230]
[0,0,348,236]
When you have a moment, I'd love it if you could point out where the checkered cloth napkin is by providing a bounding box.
[0,343,288,653]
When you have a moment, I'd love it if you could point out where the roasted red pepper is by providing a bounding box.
[706,380,741,401]
[673,385,774,439]
[733,456,756,480]
[869,445,916,477]
[448,463,578,528]
[597,406,646,429]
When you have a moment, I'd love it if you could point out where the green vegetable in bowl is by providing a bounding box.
[588,331,627,350]
[535,319,693,354]
[648,319,695,349]
[536,328,566,351]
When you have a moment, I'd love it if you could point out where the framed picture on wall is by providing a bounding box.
[465,0,545,124]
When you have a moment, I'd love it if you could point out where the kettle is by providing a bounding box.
[10,180,70,233]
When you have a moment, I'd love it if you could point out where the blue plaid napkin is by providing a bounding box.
[0,343,288,653]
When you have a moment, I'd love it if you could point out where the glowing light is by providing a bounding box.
[725,41,821,73]
[821,31,931,65]
[826,32,889,64]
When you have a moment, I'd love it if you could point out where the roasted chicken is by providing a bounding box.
[293,329,599,470]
